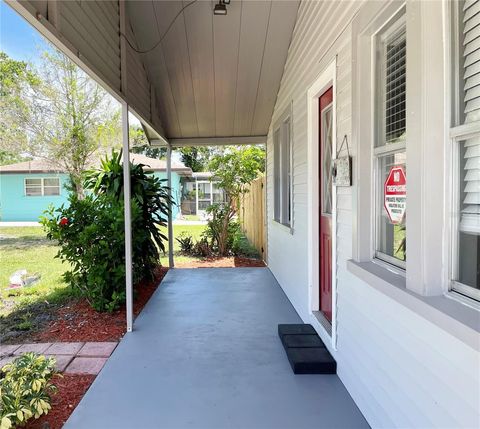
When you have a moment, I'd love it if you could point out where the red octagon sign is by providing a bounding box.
[384,166,406,225]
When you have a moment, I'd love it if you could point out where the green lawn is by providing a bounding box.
[0,224,208,341]
[0,224,208,317]
[181,214,202,221]
[0,226,72,318]
[159,224,206,265]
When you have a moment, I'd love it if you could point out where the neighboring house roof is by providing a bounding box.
[0,154,192,175]
[192,172,213,179]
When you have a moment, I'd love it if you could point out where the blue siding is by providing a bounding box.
[153,172,182,219]
[0,173,70,222]
[0,172,182,222]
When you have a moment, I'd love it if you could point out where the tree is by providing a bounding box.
[0,49,121,196]
[178,146,222,172]
[206,145,265,254]
[129,125,166,159]
[0,52,39,163]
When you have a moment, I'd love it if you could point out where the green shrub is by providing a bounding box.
[231,230,260,258]
[192,236,212,257]
[0,353,58,429]
[176,232,194,254]
[41,150,172,312]
[203,204,238,255]
[42,193,133,311]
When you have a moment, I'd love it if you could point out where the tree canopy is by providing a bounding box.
[0,49,121,195]
[208,145,265,201]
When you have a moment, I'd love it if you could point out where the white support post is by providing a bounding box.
[195,178,199,214]
[122,102,133,332]
[167,144,174,268]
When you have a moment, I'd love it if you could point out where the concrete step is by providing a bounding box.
[278,324,336,374]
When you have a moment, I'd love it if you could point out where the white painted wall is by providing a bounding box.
[266,1,480,428]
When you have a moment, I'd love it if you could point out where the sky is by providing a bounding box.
[0,1,46,63]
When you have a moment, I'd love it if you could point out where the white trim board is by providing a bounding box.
[306,58,338,350]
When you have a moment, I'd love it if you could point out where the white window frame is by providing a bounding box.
[24,177,61,196]
[373,12,407,271]
[352,0,446,297]
[272,103,294,230]
[445,1,480,303]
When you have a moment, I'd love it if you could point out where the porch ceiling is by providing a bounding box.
[126,0,299,141]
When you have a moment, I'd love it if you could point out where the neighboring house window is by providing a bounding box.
[449,0,480,300]
[24,178,60,196]
[273,106,293,227]
[374,11,407,269]
[24,178,42,196]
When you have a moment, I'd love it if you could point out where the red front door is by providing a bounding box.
[319,87,333,322]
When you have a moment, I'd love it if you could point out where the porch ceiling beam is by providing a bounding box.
[156,135,267,148]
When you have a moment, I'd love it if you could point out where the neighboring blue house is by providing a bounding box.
[0,154,192,222]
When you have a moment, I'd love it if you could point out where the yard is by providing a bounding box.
[0,223,263,343]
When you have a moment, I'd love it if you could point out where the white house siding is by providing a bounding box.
[267,1,480,428]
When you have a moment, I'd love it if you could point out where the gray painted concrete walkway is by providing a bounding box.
[65,268,368,429]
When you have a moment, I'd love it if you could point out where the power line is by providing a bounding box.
[121,0,199,55]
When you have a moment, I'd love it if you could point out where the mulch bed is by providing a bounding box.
[175,256,266,268]
[24,374,95,429]
[33,266,168,343]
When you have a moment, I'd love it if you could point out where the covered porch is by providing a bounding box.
[64,268,368,428]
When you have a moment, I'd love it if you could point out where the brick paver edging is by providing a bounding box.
[0,341,118,375]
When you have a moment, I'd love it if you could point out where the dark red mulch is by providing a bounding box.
[33,267,168,343]
[175,256,266,268]
[24,374,95,429]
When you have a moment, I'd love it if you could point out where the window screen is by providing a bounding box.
[376,16,406,147]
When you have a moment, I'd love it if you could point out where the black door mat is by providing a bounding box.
[278,324,336,374]
[282,334,325,349]
[278,323,317,337]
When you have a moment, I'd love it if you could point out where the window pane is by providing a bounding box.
[43,178,59,187]
[43,186,60,196]
[456,139,480,291]
[376,15,406,147]
[273,128,280,221]
[25,186,42,196]
[282,119,291,225]
[197,182,211,201]
[321,106,333,215]
[25,178,41,186]
[376,152,406,266]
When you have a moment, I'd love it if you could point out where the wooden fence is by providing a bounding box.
[239,176,266,261]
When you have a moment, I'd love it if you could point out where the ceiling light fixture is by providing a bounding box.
[214,1,228,16]
[222,0,231,4]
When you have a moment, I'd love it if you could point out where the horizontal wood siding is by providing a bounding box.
[266,1,480,428]
[60,1,121,92]
[125,17,151,122]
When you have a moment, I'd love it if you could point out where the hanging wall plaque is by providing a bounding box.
[332,135,352,187]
